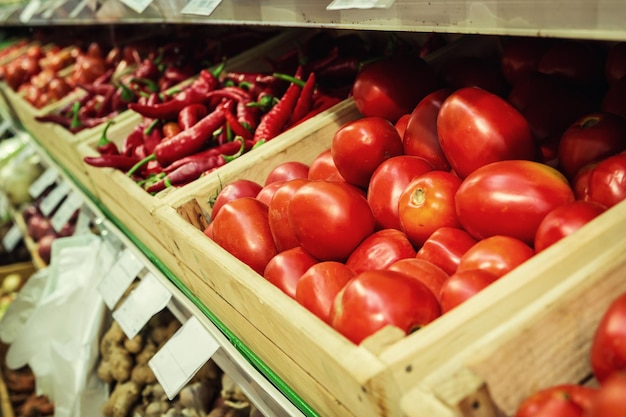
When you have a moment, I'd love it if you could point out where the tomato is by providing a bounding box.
[587,372,626,417]
[537,40,605,87]
[256,180,286,207]
[602,76,626,120]
[508,73,565,112]
[439,269,500,313]
[211,197,278,275]
[515,384,596,417]
[331,117,404,188]
[210,179,263,221]
[457,235,534,278]
[307,148,346,182]
[264,161,310,185]
[352,55,438,123]
[455,160,575,245]
[395,113,411,138]
[387,258,448,302]
[500,36,551,85]
[534,201,607,252]
[586,152,626,208]
[268,178,310,252]
[329,269,440,345]
[591,291,626,383]
[440,56,510,97]
[367,155,434,230]
[605,42,626,85]
[416,226,478,276]
[557,112,626,180]
[288,181,376,261]
[295,261,355,324]
[263,246,319,299]
[345,229,417,274]
[437,87,537,178]
[398,170,462,247]
[402,88,453,171]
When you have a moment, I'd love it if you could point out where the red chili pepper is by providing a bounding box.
[291,95,341,127]
[303,46,340,74]
[163,139,252,173]
[178,103,208,130]
[122,125,145,157]
[134,58,160,80]
[96,120,118,155]
[145,155,227,193]
[288,71,316,127]
[316,56,360,80]
[224,71,276,86]
[223,105,253,140]
[143,119,163,155]
[83,154,140,170]
[204,86,252,103]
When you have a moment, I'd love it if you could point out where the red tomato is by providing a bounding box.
[268,179,310,252]
[439,269,500,313]
[345,229,417,274]
[586,152,626,208]
[500,36,551,85]
[587,372,626,417]
[537,40,605,87]
[534,201,606,252]
[367,155,434,230]
[211,197,278,275]
[210,179,263,221]
[308,148,346,182]
[558,112,626,180]
[352,55,438,123]
[330,270,440,345]
[508,73,564,112]
[591,291,626,383]
[457,235,535,278]
[602,76,626,120]
[295,261,355,324]
[387,258,449,302]
[395,113,411,137]
[605,42,626,85]
[440,56,510,97]
[331,117,404,188]
[437,87,537,178]
[515,384,596,417]
[398,170,462,247]
[455,160,575,245]
[416,226,478,276]
[256,180,286,207]
[402,88,453,171]
[288,181,376,261]
[263,246,319,299]
[264,161,310,186]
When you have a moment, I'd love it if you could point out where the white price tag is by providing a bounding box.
[39,181,71,217]
[327,0,395,10]
[118,0,153,14]
[113,273,172,339]
[2,224,22,252]
[51,191,83,233]
[97,247,145,309]
[181,0,221,16]
[28,167,58,199]
[149,316,219,400]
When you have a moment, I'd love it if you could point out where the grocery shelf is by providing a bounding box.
[0,0,625,42]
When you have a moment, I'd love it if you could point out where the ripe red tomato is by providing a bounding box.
[211,197,278,275]
[557,112,626,180]
[439,269,500,313]
[345,229,417,274]
[416,226,478,276]
[288,181,376,261]
[455,160,575,245]
[263,246,319,299]
[395,113,411,138]
[210,179,263,221]
[500,36,551,85]
[402,88,452,171]
[268,178,310,252]
[367,155,434,230]
[295,261,355,324]
[591,291,626,383]
[398,170,462,247]
[331,117,404,188]
[308,148,346,182]
[387,258,449,302]
[437,87,537,178]
[352,55,438,123]
[264,161,310,185]
[440,56,510,97]
[515,384,596,417]
[256,180,286,207]
[587,372,626,417]
[534,201,606,252]
[585,152,626,208]
[537,40,605,87]
[507,73,562,111]
[330,269,440,345]
[457,235,534,278]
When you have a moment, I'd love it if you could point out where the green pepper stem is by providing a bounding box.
[144,119,160,136]
[97,120,116,147]
[127,153,156,177]
[272,72,306,88]
[131,77,160,93]
[70,102,82,129]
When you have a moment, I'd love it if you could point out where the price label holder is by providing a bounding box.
[112,272,171,339]
[326,0,395,10]
[39,181,71,217]
[97,247,145,309]
[2,224,22,252]
[149,316,220,400]
[181,0,221,16]
[28,167,58,200]
[51,191,83,233]
[118,0,153,14]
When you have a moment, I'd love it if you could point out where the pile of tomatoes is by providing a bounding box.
[203,35,626,347]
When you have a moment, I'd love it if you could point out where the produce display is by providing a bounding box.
[0,359,54,417]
